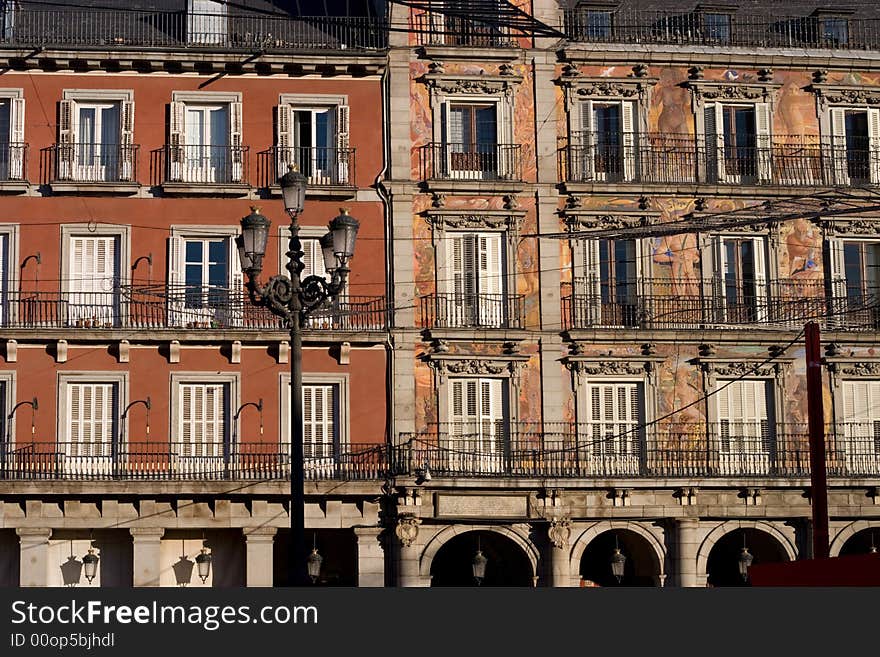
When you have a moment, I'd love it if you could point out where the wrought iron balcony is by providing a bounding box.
[420,293,525,330]
[44,143,139,184]
[0,8,386,52]
[0,441,388,481]
[393,422,880,479]
[155,144,249,186]
[410,11,517,47]
[419,142,523,182]
[560,133,880,188]
[562,278,879,331]
[0,142,27,181]
[2,288,388,332]
[258,146,355,188]
[563,8,880,51]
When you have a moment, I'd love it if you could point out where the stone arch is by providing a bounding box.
[569,520,666,578]
[830,520,880,557]
[419,524,539,579]
[697,520,797,577]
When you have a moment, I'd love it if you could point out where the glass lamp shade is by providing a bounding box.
[195,548,212,583]
[307,548,323,583]
[472,549,488,584]
[738,547,754,581]
[82,548,99,584]
[279,165,307,216]
[610,548,626,582]
[328,208,360,260]
[319,232,337,273]
[235,235,253,273]
[239,207,271,266]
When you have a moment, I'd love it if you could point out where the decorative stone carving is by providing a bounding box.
[688,80,779,104]
[638,195,651,210]
[610,488,632,507]
[568,360,649,377]
[575,80,641,98]
[676,487,698,506]
[502,194,519,211]
[428,357,522,377]
[757,68,774,82]
[641,343,657,356]
[424,74,521,97]
[701,361,780,379]
[431,192,446,208]
[564,213,653,232]
[833,362,880,377]
[502,341,520,355]
[548,518,572,549]
[825,342,843,358]
[565,195,583,210]
[427,60,445,75]
[395,516,421,548]
[499,62,516,77]
[429,213,509,230]
[819,218,880,236]
[432,338,450,353]
[688,65,704,80]
[632,63,649,78]
[699,343,716,357]
[813,69,829,84]
[814,84,880,107]
[561,62,581,78]
[694,197,708,212]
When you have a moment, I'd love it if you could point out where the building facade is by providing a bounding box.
[1,0,880,588]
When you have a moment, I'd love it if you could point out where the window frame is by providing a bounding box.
[169,91,242,184]
[277,94,349,186]
[169,371,240,449]
[279,372,350,456]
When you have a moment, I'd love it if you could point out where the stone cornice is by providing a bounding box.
[818,218,880,237]
[686,79,781,104]
[562,211,661,232]
[421,72,523,96]
[825,358,880,377]
[424,209,526,233]
[812,83,880,107]
[425,354,530,377]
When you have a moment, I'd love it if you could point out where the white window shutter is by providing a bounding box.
[336,104,350,184]
[828,239,847,318]
[450,379,464,432]
[868,108,880,184]
[830,107,849,185]
[755,102,772,183]
[706,103,726,183]
[276,104,292,178]
[9,97,24,180]
[119,100,135,182]
[478,233,503,326]
[578,100,595,181]
[713,235,726,314]
[581,239,601,325]
[167,235,185,326]
[752,237,768,322]
[479,378,503,453]
[168,100,186,181]
[229,101,243,182]
[58,99,76,180]
[620,101,636,181]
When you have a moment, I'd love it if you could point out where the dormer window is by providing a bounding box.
[813,9,852,47]
[574,2,616,39]
[703,12,731,42]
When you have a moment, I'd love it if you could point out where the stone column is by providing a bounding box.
[548,519,573,587]
[244,527,276,587]
[354,526,385,587]
[675,518,701,588]
[17,528,51,587]
[130,528,164,587]
[395,516,425,587]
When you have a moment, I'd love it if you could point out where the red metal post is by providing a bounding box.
[805,321,829,559]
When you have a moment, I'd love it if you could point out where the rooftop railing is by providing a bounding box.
[410,11,517,48]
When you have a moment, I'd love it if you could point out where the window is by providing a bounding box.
[840,380,880,473]
[187,0,227,45]
[442,102,500,179]
[281,373,349,475]
[0,91,24,181]
[276,97,350,186]
[829,108,880,185]
[168,228,243,328]
[58,93,134,183]
[820,16,849,46]
[179,382,228,460]
[704,102,771,183]
[702,12,731,43]
[583,10,612,39]
[0,227,14,326]
[442,232,506,327]
[169,93,242,184]
[576,100,635,181]
[577,238,641,327]
[716,379,774,475]
[425,2,507,47]
[447,377,507,472]
[583,381,644,475]
[829,239,880,328]
[65,235,121,327]
[714,236,767,324]
[1,1,14,41]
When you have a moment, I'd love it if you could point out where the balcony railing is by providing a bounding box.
[420,293,525,329]
[1,288,388,332]
[393,422,880,479]
[419,143,523,182]
[562,278,878,331]
[0,142,27,181]
[563,9,880,51]
[410,11,516,47]
[560,133,880,188]
[0,442,388,481]
[45,143,139,184]
[0,9,385,51]
[258,146,355,188]
[155,144,249,186]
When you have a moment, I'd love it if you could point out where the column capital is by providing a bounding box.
[676,517,701,528]
[353,526,383,539]
[129,527,165,539]
[16,527,51,539]
[244,527,278,540]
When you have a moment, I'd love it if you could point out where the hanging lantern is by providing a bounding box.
[472,549,488,585]
[82,548,99,584]
[738,546,754,581]
[195,547,212,584]
[307,548,323,583]
[610,547,626,583]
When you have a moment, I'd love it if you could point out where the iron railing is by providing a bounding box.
[258,146,355,188]
[560,133,880,187]
[0,142,27,181]
[410,11,516,47]
[393,422,880,479]
[1,288,388,331]
[45,143,139,184]
[0,9,386,51]
[563,8,880,51]
[156,144,249,186]
[0,441,388,481]
[420,293,525,329]
[562,278,879,331]
[419,142,524,181]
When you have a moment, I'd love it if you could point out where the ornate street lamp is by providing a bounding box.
[195,547,212,584]
[238,166,358,586]
[611,535,626,584]
[82,547,99,584]
[307,549,323,584]
[738,533,754,582]
[472,537,488,585]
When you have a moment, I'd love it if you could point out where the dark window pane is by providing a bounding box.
[704,13,731,42]
[822,17,848,45]
[586,10,612,38]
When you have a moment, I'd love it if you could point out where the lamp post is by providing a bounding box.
[238,165,358,586]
